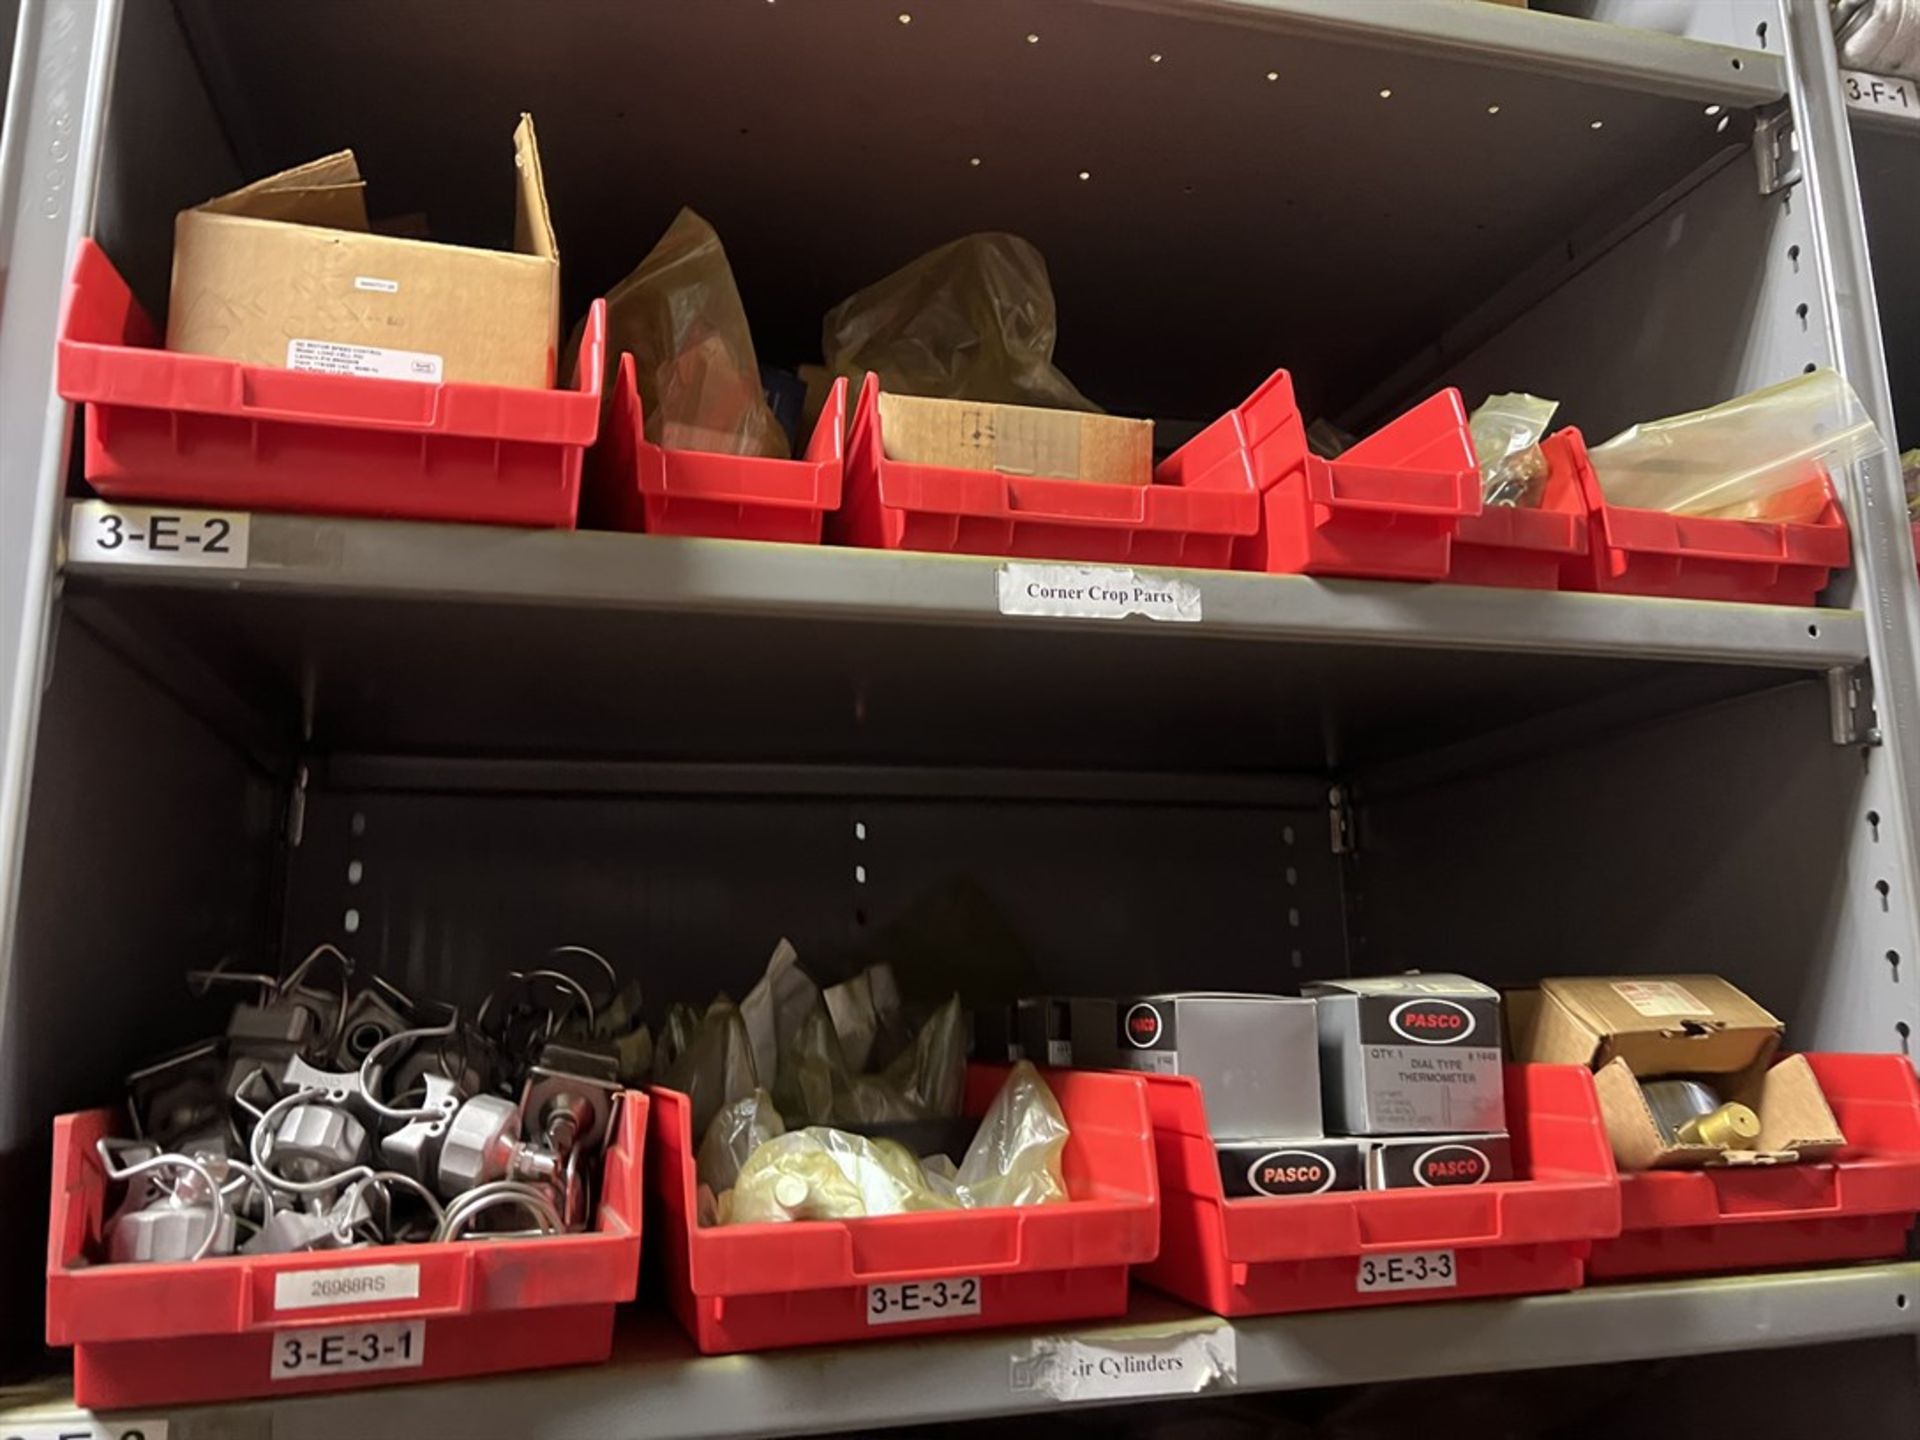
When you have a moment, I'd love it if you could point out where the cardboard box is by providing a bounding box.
[1510,975,1844,1170]
[877,393,1152,487]
[1365,1133,1513,1190]
[1014,997,1116,1069]
[1110,993,1321,1141]
[1217,1137,1365,1197]
[1306,975,1505,1135]
[166,115,560,390]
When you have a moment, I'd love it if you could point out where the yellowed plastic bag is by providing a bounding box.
[727,1129,957,1223]
[660,995,759,1140]
[1589,369,1882,521]
[587,208,788,458]
[1470,393,1559,509]
[1903,448,1920,517]
[697,1088,785,1197]
[953,1060,1070,1209]
[823,234,1097,411]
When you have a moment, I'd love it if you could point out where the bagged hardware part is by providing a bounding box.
[581,208,789,458]
[1469,392,1560,508]
[823,233,1097,411]
[1587,369,1883,521]
[1837,0,1920,82]
[659,996,759,1141]
[697,1088,786,1195]
[1306,975,1504,1136]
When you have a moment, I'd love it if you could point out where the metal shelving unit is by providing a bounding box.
[6,1,1920,1435]
[4,1266,1917,1439]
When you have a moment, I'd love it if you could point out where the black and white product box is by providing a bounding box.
[1217,1137,1366,1197]
[1306,974,1505,1135]
[1110,993,1322,1141]
[972,1002,1023,1063]
[1015,997,1116,1068]
[1365,1132,1513,1189]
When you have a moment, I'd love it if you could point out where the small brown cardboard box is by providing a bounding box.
[1510,976,1844,1171]
[166,115,559,391]
[877,393,1152,487]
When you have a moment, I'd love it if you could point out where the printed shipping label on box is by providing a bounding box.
[288,339,444,384]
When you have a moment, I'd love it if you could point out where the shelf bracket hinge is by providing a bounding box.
[1329,784,1356,856]
[286,762,309,847]
[1828,665,1881,748]
[1752,103,1802,196]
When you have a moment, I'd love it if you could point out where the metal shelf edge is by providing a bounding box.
[59,509,1870,671]
[5,1265,1915,1440]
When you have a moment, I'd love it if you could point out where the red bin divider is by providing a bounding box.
[1447,428,1590,590]
[46,1095,646,1409]
[584,352,846,543]
[830,374,1260,567]
[1180,377,1481,581]
[56,238,604,528]
[1564,428,1850,605]
[1136,1064,1619,1316]
[651,1064,1160,1354]
[1586,1053,1920,1280]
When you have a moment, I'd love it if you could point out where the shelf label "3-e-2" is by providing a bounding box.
[67,501,249,569]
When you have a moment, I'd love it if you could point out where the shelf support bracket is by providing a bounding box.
[1753,103,1803,195]
[1329,785,1356,856]
[1828,664,1882,748]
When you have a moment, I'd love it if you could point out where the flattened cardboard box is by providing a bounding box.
[1510,976,1844,1171]
[877,393,1153,487]
[167,114,560,390]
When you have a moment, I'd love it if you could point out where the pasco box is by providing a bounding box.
[1510,975,1843,1171]
[1306,975,1505,1135]
[1366,1133,1514,1190]
[1216,1137,1365,1197]
[1109,993,1321,1142]
[167,114,560,390]
[1015,997,1117,1069]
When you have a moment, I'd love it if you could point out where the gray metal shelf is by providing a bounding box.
[4,1266,1914,1440]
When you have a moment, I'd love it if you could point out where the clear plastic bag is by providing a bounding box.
[1469,393,1560,508]
[726,1129,957,1223]
[584,207,789,458]
[771,997,846,1128]
[880,992,966,1120]
[659,995,759,1140]
[822,233,1097,411]
[1588,369,1883,521]
[952,1060,1071,1209]
[697,1088,786,1197]
[741,939,819,1093]
[657,1002,702,1074]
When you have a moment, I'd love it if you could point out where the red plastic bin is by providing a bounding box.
[831,374,1260,567]
[1173,376,1480,581]
[652,1064,1160,1354]
[1586,1053,1920,1280]
[56,238,605,528]
[1565,431,1850,605]
[584,352,846,543]
[1447,428,1590,590]
[47,1094,646,1409]
[1137,1064,1619,1316]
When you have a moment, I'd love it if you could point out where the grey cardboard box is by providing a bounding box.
[1109,993,1322,1141]
[1365,1132,1513,1189]
[1307,974,1505,1135]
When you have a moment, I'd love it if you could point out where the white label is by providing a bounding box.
[1611,980,1712,1018]
[68,501,248,569]
[1046,1039,1072,1067]
[997,563,1202,623]
[353,275,400,293]
[867,1276,982,1326]
[3,1422,167,1440]
[1843,70,1919,117]
[1356,1249,1457,1293]
[1010,1326,1236,1401]
[271,1319,426,1380]
[274,1262,421,1312]
[287,338,443,384]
